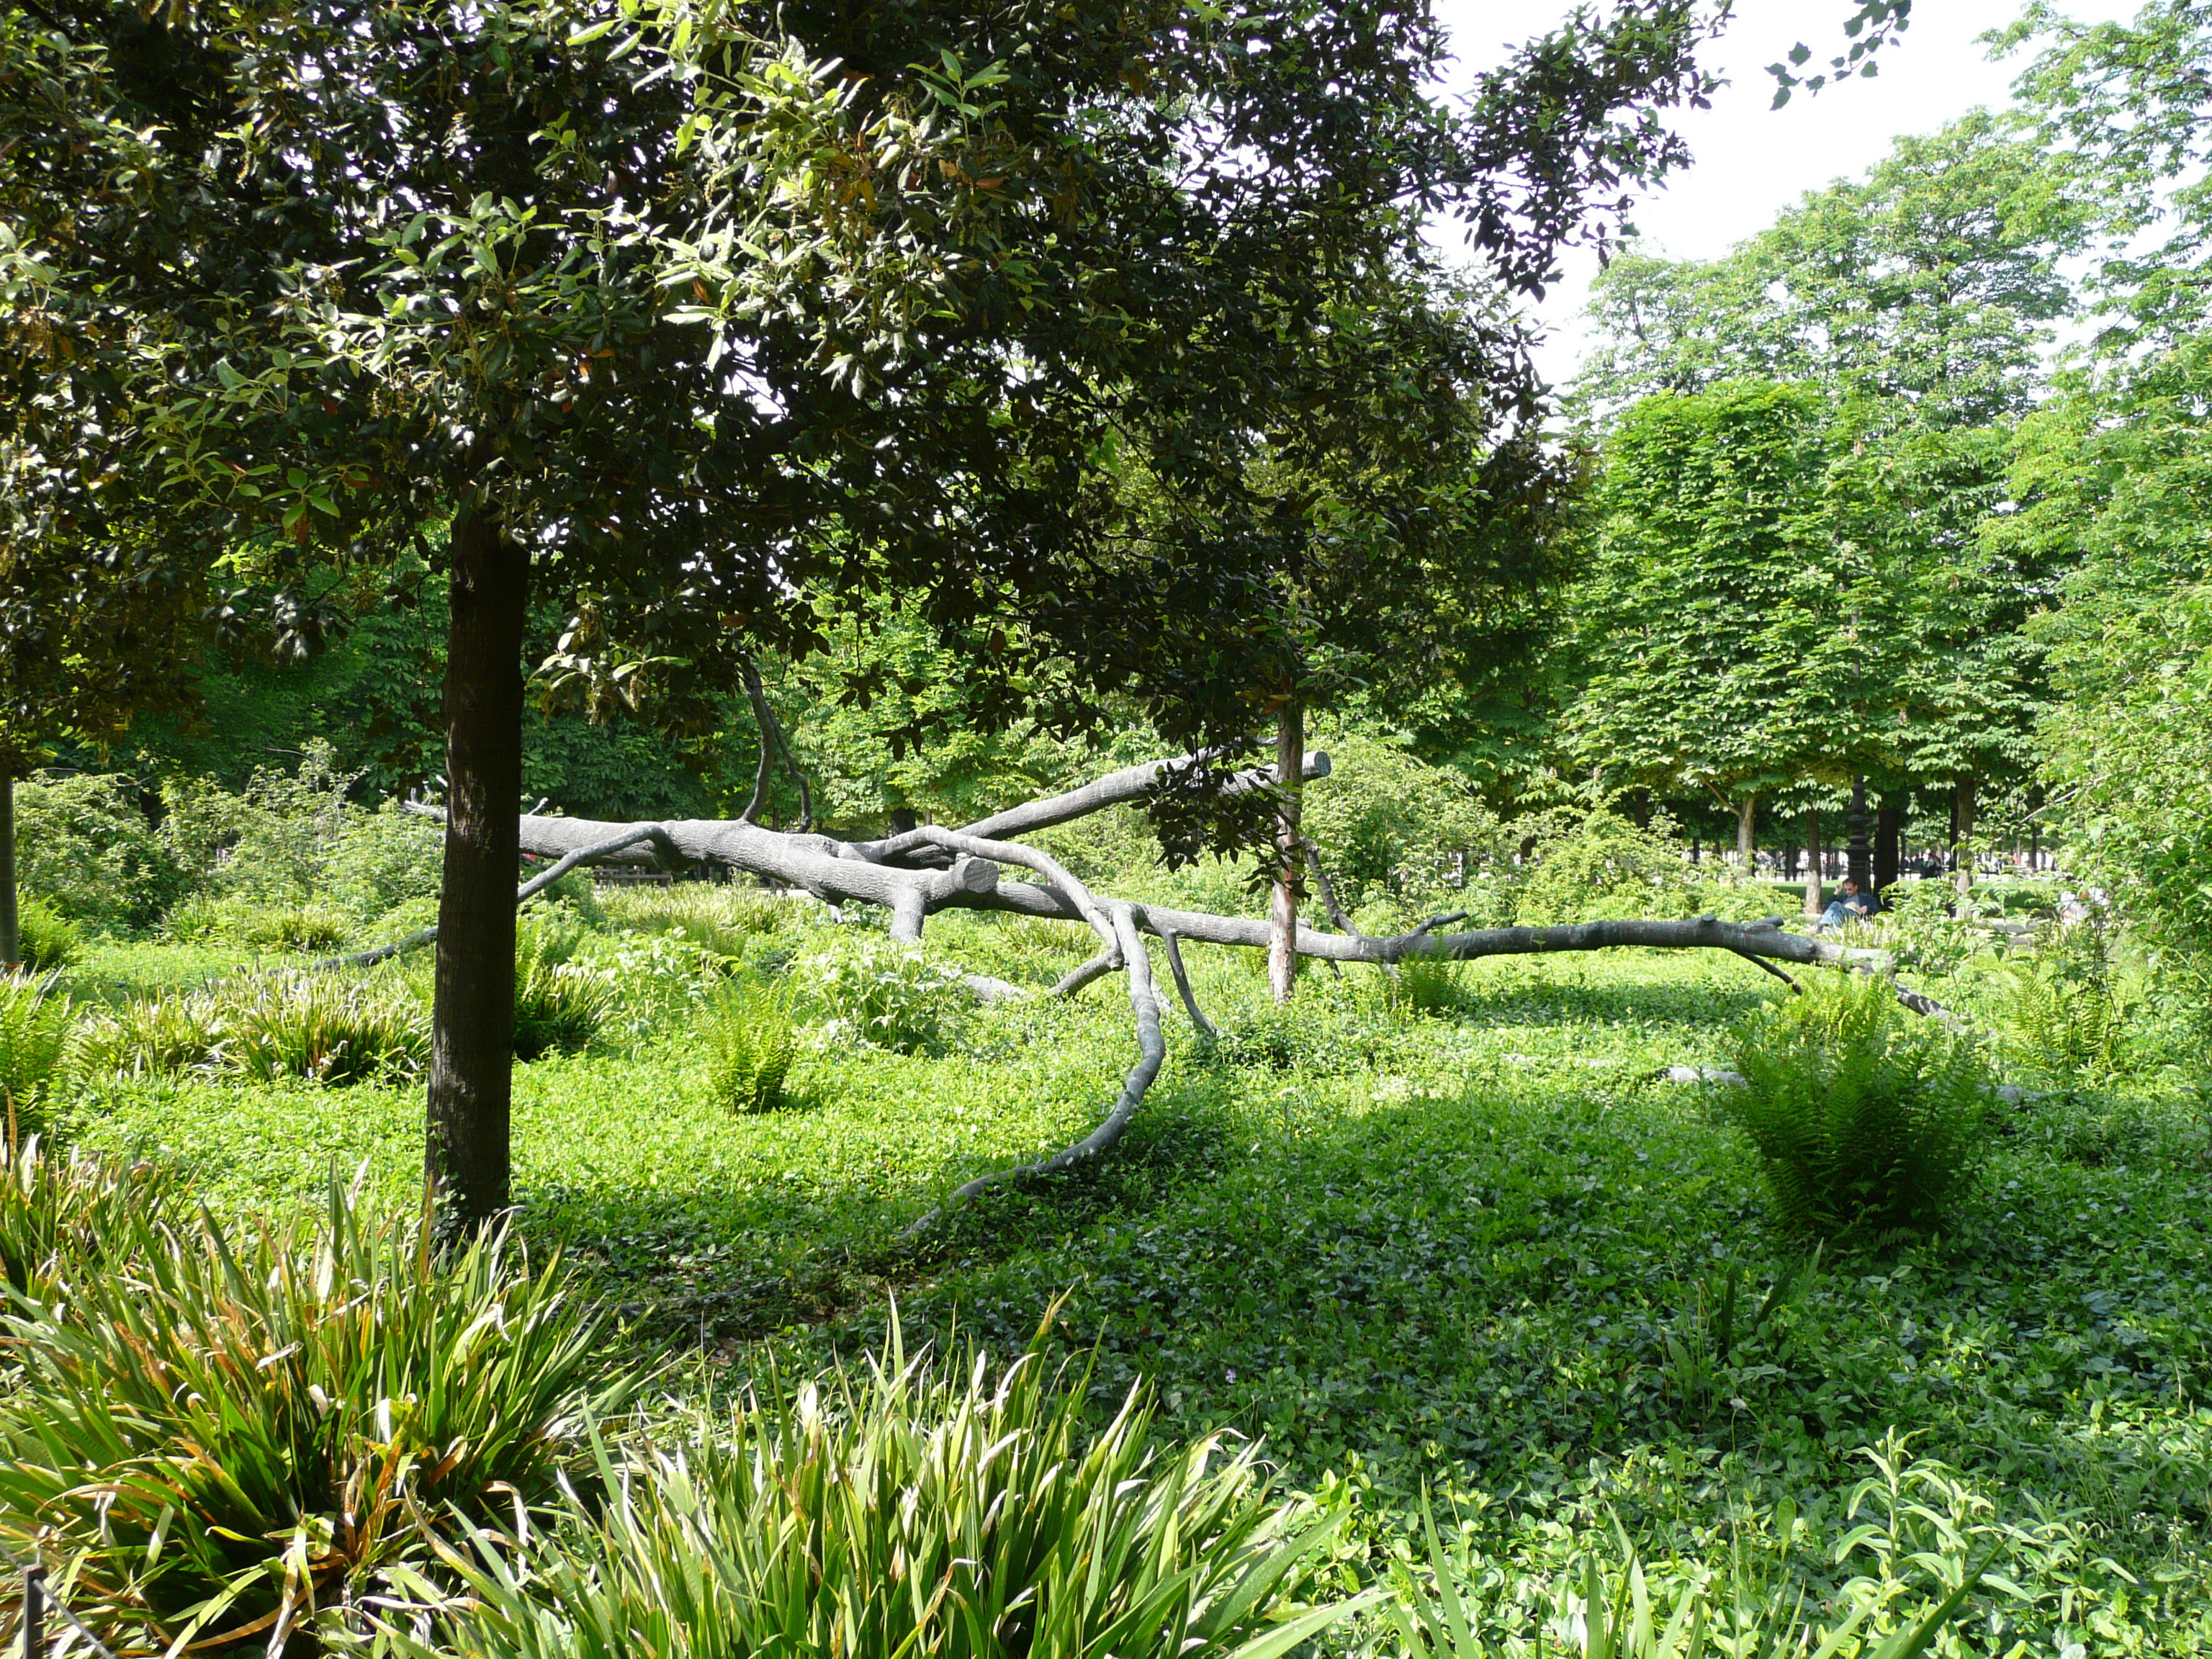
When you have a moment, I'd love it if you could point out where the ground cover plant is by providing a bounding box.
[16,871,2208,1656]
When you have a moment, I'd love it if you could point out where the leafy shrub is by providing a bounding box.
[1991,920,2134,1079]
[0,974,71,1136]
[703,977,797,1112]
[14,894,82,969]
[15,771,187,929]
[801,939,971,1054]
[1720,972,1989,1245]
[1372,1493,1974,1659]
[601,881,799,961]
[1510,805,1702,926]
[78,974,427,1086]
[160,893,351,950]
[324,798,445,917]
[1392,948,1465,1016]
[515,917,617,1060]
[74,990,230,1079]
[0,1187,632,1654]
[225,971,431,1084]
[1300,726,1501,910]
[0,1139,171,1304]
[398,1335,1351,1659]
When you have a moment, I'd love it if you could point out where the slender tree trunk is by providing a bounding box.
[1954,775,1977,904]
[1268,693,1303,1004]
[426,505,529,1234]
[1735,795,1755,871]
[0,775,17,972]
[1803,811,1824,920]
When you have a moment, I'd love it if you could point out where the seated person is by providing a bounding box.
[1820,877,1878,927]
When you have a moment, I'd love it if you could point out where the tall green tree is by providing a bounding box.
[4,0,1728,1224]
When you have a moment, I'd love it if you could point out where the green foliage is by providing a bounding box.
[0,972,71,1135]
[1511,806,1702,926]
[1990,921,2135,1080]
[164,894,354,950]
[0,1139,172,1305]
[1721,973,1990,1244]
[1393,948,1467,1017]
[601,881,805,966]
[0,1185,631,1654]
[398,1332,1351,1659]
[14,894,82,969]
[75,972,427,1087]
[223,971,431,1086]
[1300,727,1501,910]
[800,939,971,1056]
[703,977,798,1113]
[14,770,186,930]
[516,917,619,1061]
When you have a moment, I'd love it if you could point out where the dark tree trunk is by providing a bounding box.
[1875,796,1902,894]
[426,505,529,1234]
[1629,789,1650,830]
[0,775,17,971]
[1268,693,1303,1004]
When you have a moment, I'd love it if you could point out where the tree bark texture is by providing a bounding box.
[1735,795,1755,870]
[1803,811,1824,920]
[0,775,17,971]
[1269,696,1303,1004]
[426,507,530,1235]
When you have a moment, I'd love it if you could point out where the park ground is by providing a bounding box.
[40,891,2212,1654]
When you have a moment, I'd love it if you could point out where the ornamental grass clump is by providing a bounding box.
[514,917,618,1060]
[0,1138,171,1305]
[1721,971,1988,1246]
[396,1331,1359,1659]
[0,1184,633,1655]
[225,970,431,1084]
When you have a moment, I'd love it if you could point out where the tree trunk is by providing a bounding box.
[1268,694,1303,1004]
[426,505,529,1236]
[1875,796,1902,893]
[0,775,17,972]
[1954,775,1977,904]
[1735,795,1755,870]
[1803,811,1824,920]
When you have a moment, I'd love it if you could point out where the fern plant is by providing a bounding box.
[0,972,72,1136]
[515,917,618,1060]
[1720,972,1988,1246]
[703,976,797,1112]
[1992,920,2131,1079]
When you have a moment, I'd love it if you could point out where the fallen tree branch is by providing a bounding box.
[907,902,1164,1233]
[1154,921,1219,1040]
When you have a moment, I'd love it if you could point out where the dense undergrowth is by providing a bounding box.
[13,863,2207,1655]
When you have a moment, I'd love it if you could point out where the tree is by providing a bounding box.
[1571,112,2089,885]
[0,531,204,967]
[1563,379,1895,861]
[5,0,1730,1228]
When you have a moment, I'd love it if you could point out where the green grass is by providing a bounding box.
[40,912,2212,1651]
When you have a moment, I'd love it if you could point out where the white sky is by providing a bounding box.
[1425,0,2144,385]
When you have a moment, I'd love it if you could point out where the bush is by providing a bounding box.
[400,1334,1351,1659]
[77,974,428,1086]
[703,976,797,1112]
[1720,972,1990,1246]
[0,1139,171,1305]
[14,894,83,969]
[1991,920,2134,1079]
[0,974,71,1137]
[323,798,444,917]
[0,1187,632,1655]
[1392,948,1465,1016]
[15,771,187,929]
[225,971,431,1084]
[74,991,230,1079]
[515,916,617,1060]
[801,938,971,1054]
[1509,804,1702,926]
